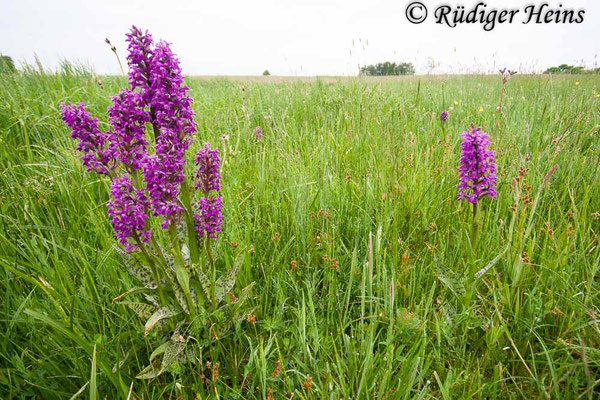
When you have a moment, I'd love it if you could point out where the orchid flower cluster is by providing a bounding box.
[456,124,498,305]
[457,124,498,204]
[61,26,251,379]
[61,26,221,252]
[440,109,449,122]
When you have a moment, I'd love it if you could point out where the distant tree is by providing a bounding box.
[262,69,270,76]
[544,64,585,74]
[0,55,16,74]
[360,61,415,76]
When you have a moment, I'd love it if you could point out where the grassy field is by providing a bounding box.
[0,65,599,399]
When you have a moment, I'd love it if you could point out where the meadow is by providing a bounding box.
[0,64,599,399]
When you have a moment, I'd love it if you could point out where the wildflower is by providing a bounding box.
[479,107,484,112]
[125,26,154,97]
[206,361,219,382]
[194,196,224,239]
[222,293,235,308]
[194,144,223,239]
[107,174,152,251]
[144,150,186,229]
[440,110,449,122]
[148,40,197,144]
[575,81,580,86]
[254,126,263,140]
[127,26,197,228]
[457,125,497,203]
[454,101,459,105]
[271,361,282,379]
[266,388,274,400]
[195,144,222,193]
[302,375,313,390]
[60,102,114,175]
[107,89,149,170]
[140,38,197,229]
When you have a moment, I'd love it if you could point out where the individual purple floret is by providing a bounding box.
[457,125,497,204]
[195,144,222,193]
[107,90,149,170]
[194,196,224,239]
[107,174,152,251]
[254,126,263,140]
[440,110,449,122]
[60,102,114,175]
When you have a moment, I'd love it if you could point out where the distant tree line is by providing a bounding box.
[0,55,16,74]
[360,62,415,76]
[544,64,600,74]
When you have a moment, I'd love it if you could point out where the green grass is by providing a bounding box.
[0,64,599,399]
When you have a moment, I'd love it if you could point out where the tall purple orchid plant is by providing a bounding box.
[457,124,498,305]
[61,27,250,379]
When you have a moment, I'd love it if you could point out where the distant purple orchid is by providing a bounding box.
[457,125,497,204]
[254,126,263,140]
[440,110,449,122]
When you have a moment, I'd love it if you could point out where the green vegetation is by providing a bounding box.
[360,61,415,76]
[544,64,600,74]
[0,55,16,74]
[0,64,599,399]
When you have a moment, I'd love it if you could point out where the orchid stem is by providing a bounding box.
[133,234,166,307]
[465,202,480,307]
[206,237,217,307]
[181,180,200,264]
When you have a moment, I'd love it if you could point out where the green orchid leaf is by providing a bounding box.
[144,306,179,336]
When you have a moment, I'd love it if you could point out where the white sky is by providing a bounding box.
[1,0,599,75]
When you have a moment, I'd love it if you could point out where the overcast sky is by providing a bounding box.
[1,0,599,75]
